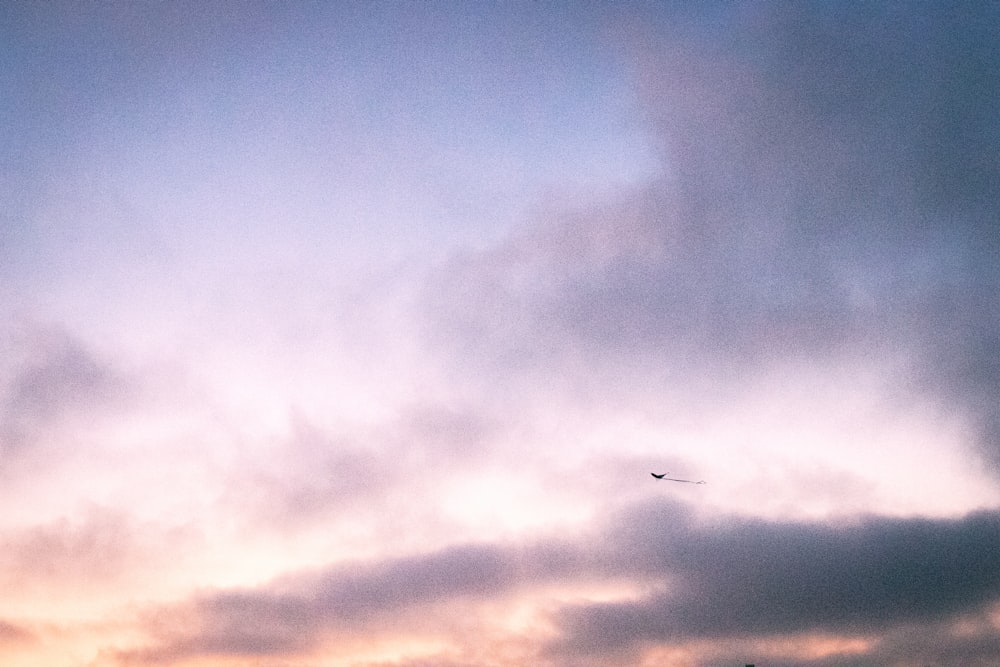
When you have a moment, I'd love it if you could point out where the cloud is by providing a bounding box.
[636,3,1000,471]
[0,506,200,608]
[549,500,1000,662]
[0,619,33,645]
[113,498,1000,666]
[0,509,135,590]
[420,2,1000,471]
[854,614,1000,667]
[223,403,503,532]
[117,543,527,664]
[5,5,999,666]
[731,609,1000,667]
[0,325,127,459]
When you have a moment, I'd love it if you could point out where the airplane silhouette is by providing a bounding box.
[651,472,705,484]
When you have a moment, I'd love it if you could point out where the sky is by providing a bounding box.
[2,2,1000,665]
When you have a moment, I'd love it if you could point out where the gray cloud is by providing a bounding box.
[0,507,195,599]
[422,3,1000,468]
[727,2,1000,466]
[732,613,1000,667]
[0,325,128,460]
[851,617,1000,667]
[0,510,132,588]
[117,498,1000,666]
[119,543,525,664]
[231,417,390,528]
[550,500,1000,662]
[226,403,502,530]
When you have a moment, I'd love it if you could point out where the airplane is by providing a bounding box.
[651,472,705,484]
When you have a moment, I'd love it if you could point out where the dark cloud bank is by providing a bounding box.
[117,499,1000,666]
[422,2,1000,470]
[553,502,1000,665]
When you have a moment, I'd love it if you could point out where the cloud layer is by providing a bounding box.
[107,499,1000,666]
[1,3,999,666]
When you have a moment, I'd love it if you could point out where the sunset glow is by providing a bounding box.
[3,2,1000,666]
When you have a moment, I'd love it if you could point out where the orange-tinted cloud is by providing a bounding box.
[107,500,1000,666]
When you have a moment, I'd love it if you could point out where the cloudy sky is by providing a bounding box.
[3,2,1000,666]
